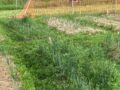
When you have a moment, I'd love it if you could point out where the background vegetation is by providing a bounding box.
[0,0,116,10]
[0,0,27,10]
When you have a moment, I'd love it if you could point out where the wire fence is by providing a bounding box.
[27,0,120,16]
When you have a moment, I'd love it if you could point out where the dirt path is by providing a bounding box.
[0,55,14,90]
[0,23,14,90]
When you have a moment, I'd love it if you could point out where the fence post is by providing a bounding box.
[16,0,18,9]
[115,0,118,14]
[71,0,75,14]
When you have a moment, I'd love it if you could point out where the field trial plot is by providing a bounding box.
[47,17,105,34]
[75,15,120,32]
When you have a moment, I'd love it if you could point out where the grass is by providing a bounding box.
[0,14,120,90]
[0,10,20,18]
[29,4,120,16]
[0,0,26,10]
[0,19,35,90]
[0,5,23,10]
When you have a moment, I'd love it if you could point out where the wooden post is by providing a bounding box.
[16,0,18,9]
[72,0,74,14]
[70,0,79,13]
[17,0,33,19]
[115,0,118,14]
[72,0,74,7]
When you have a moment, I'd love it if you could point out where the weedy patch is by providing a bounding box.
[102,14,120,22]
[0,35,5,42]
[88,16,120,32]
[1,14,120,90]
[47,17,105,34]
[103,35,120,61]
[108,49,120,60]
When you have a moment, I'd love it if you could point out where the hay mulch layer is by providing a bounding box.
[79,15,120,32]
[102,14,120,22]
[47,17,105,34]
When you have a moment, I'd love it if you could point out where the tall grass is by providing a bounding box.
[0,16,120,90]
[0,0,27,10]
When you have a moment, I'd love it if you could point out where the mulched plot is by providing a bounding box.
[77,15,120,32]
[93,17,120,32]
[47,17,105,34]
[102,14,120,22]
[75,15,120,32]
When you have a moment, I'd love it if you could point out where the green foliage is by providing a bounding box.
[0,15,120,90]
[0,0,27,10]
[103,34,120,61]
[7,17,39,41]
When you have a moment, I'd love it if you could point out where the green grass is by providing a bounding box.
[0,10,20,18]
[0,19,35,90]
[0,0,26,10]
[0,14,120,90]
[0,5,23,10]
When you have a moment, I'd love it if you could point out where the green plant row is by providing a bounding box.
[0,15,120,90]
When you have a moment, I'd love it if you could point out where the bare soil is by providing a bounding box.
[0,55,14,90]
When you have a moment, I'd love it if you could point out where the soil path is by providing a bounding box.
[0,55,14,90]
